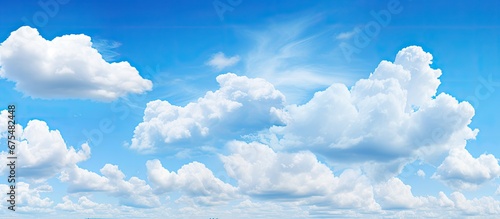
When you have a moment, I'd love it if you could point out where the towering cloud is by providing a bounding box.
[268,46,481,181]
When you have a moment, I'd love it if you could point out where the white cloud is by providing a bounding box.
[221,141,333,197]
[220,140,380,211]
[60,164,160,208]
[0,26,152,101]
[417,169,426,178]
[0,109,22,140]
[0,113,158,209]
[120,45,500,217]
[0,182,53,213]
[146,159,239,206]
[0,44,492,218]
[206,52,240,70]
[242,16,352,103]
[450,192,500,215]
[377,192,463,218]
[0,118,90,180]
[335,27,361,40]
[433,148,500,190]
[436,191,455,208]
[374,177,424,209]
[0,109,9,134]
[264,46,478,181]
[56,196,112,214]
[130,73,286,153]
[59,165,112,193]
[101,164,160,208]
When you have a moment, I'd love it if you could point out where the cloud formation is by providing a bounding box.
[3,46,499,218]
[130,73,286,153]
[336,27,361,40]
[206,52,240,70]
[0,26,152,101]
[433,148,500,190]
[60,164,160,208]
[374,177,424,209]
[131,46,499,193]
[0,182,53,213]
[220,141,380,211]
[266,46,481,181]
[146,159,239,206]
[0,115,90,180]
[56,196,112,214]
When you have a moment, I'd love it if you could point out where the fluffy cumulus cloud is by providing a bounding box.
[0,182,53,213]
[146,159,239,206]
[220,141,380,211]
[59,165,112,193]
[217,141,500,216]
[130,73,286,153]
[374,177,425,209]
[60,164,160,208]
[0,116,90,180]
[433,148,500,190]
[449,192,500,215]
[56,196,112,214]
[0,26,152,101]
[206,52,241,70]
[0,114,160,211]
[265,46,482,181]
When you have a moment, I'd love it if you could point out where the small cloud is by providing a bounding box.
[206,52,240,70]
[335,27,361,40]
[417,169,426,178]
[432,148,500,190]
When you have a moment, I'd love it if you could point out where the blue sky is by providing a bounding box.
[0,0,499,218]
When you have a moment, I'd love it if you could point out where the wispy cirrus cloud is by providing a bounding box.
[241,15,356,104]
[335,27,361,40]
[91,39,122,62]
